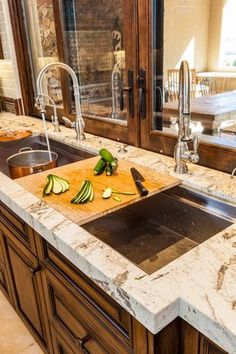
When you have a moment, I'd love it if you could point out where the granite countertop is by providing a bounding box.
[0,113,236,353]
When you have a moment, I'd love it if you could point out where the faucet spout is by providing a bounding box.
[36,62,85,140]
[174,60,199,174]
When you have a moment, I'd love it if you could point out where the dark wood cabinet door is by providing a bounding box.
[0,231,13,304]
[51,326,80,354]
[5,236,49,351]
[199,335,227,354]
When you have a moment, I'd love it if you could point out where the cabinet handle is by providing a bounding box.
[120,69,134,117]
[138,68,146,119]
[75,334,91,354]
[30,265,40,276]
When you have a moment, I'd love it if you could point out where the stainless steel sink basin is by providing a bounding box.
[0,134,95,177]
[83,186,235,274]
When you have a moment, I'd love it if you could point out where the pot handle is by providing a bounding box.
[19,147,33,153]
[32,166,46,174]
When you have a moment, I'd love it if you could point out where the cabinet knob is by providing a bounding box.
[30,264,40,276]
[75,334,91,353]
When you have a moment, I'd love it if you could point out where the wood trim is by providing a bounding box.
[0,35,4,59]
[8,0,34,116]
[147,131,236,174]
[14,98,24,116]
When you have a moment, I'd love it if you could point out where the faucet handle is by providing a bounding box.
[62,116,75,128]
[188,136,199,164]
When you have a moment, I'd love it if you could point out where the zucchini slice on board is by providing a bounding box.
[52,177,64,194]
[43,175,53,196]
[71,180,94,204]
[42,174,70,196]
[102,187,112,199]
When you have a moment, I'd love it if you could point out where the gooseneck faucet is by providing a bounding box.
[35,62,85,141]
[174,60,199,174]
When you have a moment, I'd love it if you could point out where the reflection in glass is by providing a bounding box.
[62,0,127,122]
[152,0,236,146]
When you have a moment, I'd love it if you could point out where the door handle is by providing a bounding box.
[138,69,146,119]
[120,69,134,117]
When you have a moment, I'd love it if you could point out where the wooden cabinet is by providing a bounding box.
[0,229,13,303]
[199,334,228,354]
[155,318,227,354]
[0,202,228,354]
[1,225,51,352]
[0,202,37,253]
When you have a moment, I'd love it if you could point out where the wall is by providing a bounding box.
[0,0,21,101]
[163,0,211,83]
[207,0,234,71]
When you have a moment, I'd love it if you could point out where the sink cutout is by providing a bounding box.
[0,134,95,177]
[82,187,234,274]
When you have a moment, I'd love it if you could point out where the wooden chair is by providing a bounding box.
[200,77,217,96]
[166,68,197,101]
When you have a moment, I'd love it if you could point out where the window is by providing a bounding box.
[219,0,236,68]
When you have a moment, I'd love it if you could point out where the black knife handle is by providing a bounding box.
[135,180,149,197]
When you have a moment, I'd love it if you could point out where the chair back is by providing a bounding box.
[200,78,217,96]
[166,68,197,101]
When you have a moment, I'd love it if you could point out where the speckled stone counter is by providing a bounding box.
[0,113,236,353]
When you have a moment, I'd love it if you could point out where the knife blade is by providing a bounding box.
[130,167,149,197]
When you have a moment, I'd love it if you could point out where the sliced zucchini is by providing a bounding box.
[43,175,53,196]
[103,187,112,199]
[89,185,94,202]
[52,176,66,193]
[113,196,122,202]
[112,189,136,195]
[43,174,70,196]
[52,177,63,194]
[74,184,90,204]
[71,180,94,204]
[71,180,88,203]
[80,183,92,203]
[52,175,69,192]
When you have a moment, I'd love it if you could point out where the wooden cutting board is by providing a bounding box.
[17,157,180,225]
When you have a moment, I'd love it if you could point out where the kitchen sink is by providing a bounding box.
[83,186,236,274]
[0,134,95,177]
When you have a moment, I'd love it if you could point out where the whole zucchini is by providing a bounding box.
[93,157,106,175]
[99,148,116,167]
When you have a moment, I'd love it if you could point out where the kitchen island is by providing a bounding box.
[0,113,236,353]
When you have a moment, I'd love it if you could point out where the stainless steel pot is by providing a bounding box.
[7,147,58,179]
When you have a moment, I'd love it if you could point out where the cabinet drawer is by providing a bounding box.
[43,268,132,354]
[0,202,36,254]
[51,323,108,354]
[39,241,133,348]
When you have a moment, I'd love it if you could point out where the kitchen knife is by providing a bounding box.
[130,167,149,197]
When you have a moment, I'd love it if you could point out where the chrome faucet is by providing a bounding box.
[35,62,85,140]
[174,60,199,174]
[35,94,60,132]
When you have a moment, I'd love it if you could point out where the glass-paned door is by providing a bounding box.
[62,0,128,123]
[21,0,138,145]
